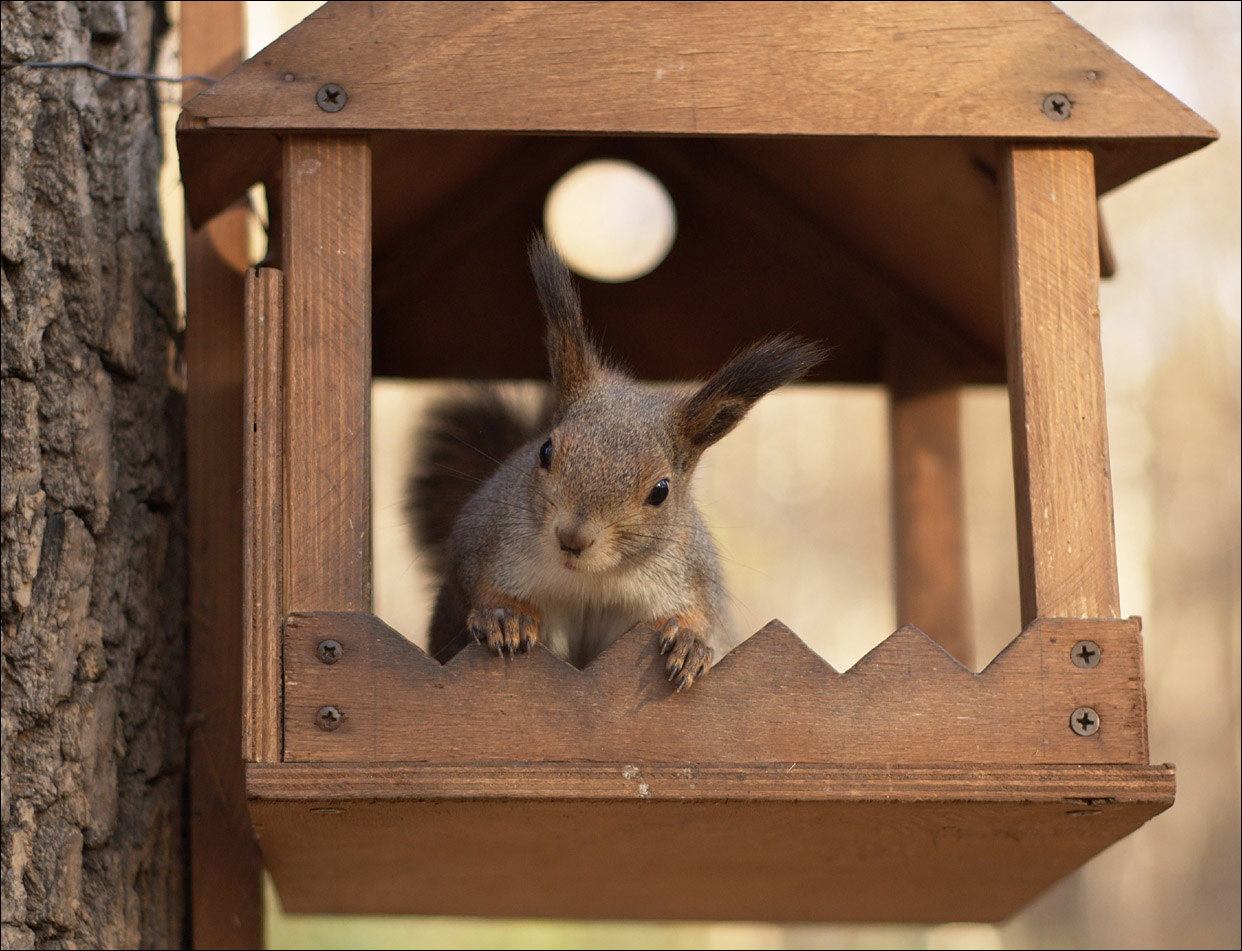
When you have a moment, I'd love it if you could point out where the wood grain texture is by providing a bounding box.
[247,762,1174,921]
[282,614,1147,766]
[182,2,1213,142]
[282,136,372,613]
[887,341,972,666]
[243,268,284,763]
[181,3,264,947]
[1001,145,1120,627]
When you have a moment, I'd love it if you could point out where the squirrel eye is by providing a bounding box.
[538,439,553,470]
[647,478,670,506]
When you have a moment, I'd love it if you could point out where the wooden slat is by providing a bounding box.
[1001,145,1120,626]
[887,339,973,666]
[247,762,1174,921]
[248,761,1174,803]
[282,614,1147,766]
[181,3,264,947]
[282,136,372,613]
[243,268,284,762]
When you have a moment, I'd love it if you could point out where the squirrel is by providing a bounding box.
[407,236,823,689]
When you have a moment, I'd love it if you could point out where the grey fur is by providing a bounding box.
[414,237,823,684]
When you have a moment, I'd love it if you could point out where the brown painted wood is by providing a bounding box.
[247,762,1174,921]
[243,268,284,763]
[283,614,1147,766]
[282,136,372,613]
[1001,145,1120,627]
[887,340,973,666]
[181,3,264,947]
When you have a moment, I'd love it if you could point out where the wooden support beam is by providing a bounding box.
[243,268,284,763]
[1000,145,1120,626]
[282,136,372,613]
[182,3,264,946]
[887,338,973,666]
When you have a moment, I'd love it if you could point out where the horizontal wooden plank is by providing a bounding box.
[184,2,1213,142]
[178,3,1216,227]
[282,613,1148,765]
[248,763,1174,921]
[248,761,1173,803]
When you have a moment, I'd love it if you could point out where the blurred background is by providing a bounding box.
[172,2,1240,947]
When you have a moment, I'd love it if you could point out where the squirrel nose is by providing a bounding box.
[557,524,596,556]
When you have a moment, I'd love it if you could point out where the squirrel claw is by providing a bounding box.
[658,617,679,655]
[467,604,540,656]
[657,618,713,691]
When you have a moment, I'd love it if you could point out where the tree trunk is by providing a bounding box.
[1,3,186,947]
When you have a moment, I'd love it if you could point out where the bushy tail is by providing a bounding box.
[406,386,550,575]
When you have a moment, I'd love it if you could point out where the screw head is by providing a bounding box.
[315,705,343,731]
[1042,92,1072,121]
[317,639,342,664]
[1070,706,1100,736]
[316,83,347,113]
[1071,640,1101,668]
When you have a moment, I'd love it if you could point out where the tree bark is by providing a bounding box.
[1,3,186,947]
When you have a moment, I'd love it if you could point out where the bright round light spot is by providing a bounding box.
[543,159,677,282]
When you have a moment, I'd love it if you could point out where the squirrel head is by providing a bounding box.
[526,235,823,576]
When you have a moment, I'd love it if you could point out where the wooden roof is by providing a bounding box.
[180,1,1214,219]
[177,1,1216,383]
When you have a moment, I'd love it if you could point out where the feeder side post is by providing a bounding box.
[1000,144,1120,626]
[281,135,373,613]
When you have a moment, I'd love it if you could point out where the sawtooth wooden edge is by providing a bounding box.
[282,614,1148,765]
[242,267,284,762]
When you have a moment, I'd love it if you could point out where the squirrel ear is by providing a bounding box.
[674,335,824,465]
[529,235,605,408]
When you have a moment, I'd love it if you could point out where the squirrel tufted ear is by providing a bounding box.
[529,235,606,409]
[674,334,825,466]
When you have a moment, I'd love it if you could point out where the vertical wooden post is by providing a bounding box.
[1000,145,1120,627]
[243,268,285,763]
[282,136,372,613]
[182,3,264,947]
[887,339,973,667]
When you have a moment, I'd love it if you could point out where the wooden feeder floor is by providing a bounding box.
[251,615,1172,922]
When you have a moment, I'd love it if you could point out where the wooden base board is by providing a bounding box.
[249,762,1174,922]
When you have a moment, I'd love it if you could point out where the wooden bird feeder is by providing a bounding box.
[178,1,1216,923]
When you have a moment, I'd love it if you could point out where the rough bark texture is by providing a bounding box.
[1,3,186,948]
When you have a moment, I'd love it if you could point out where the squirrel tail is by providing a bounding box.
[406,386,549,576]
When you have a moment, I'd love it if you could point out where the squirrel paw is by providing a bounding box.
[658,617,714,691]
[467,602,539,656]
